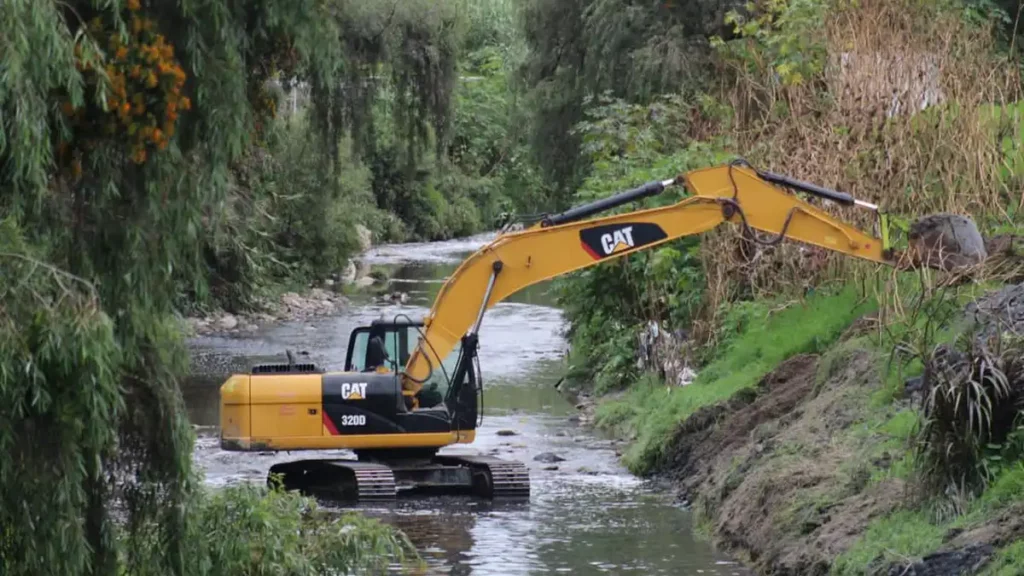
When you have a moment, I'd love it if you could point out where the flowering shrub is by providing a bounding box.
[60,0,191,170]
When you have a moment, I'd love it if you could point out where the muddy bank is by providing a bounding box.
[653,352,1020,574]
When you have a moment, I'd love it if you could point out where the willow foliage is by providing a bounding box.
[519,0,743,200]
[0,0,450,574]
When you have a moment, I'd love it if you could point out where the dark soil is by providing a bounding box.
[885,503,1024,575]
[661,354,819,500]
[656,347,910,576]
[885,544,995,576]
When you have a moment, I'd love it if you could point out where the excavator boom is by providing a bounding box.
[400,161,895,393]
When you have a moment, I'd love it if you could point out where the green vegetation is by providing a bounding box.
[595,285,877,474]
[537,0,1024,573]
[179,482,417,575]
[0,0,537,574]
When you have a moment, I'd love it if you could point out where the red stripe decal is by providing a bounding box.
[580,241,602,260]
[322,411,339,435]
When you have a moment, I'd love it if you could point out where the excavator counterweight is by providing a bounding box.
[219,159,985,502]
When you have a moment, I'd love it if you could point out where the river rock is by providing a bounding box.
[340,260,357,285]
[533,452,566,463]
[218,314,238,331]
[356,224,372,252]
[542,465,559,471]
[354,276,375,288]
[496,429,518,436]
[281,292,304,311]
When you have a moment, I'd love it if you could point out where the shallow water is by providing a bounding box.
[186,234,749,576]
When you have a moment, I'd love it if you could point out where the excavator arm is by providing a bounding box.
[399,160,900,395]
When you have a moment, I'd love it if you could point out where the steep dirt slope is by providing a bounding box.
[657,343,909,575]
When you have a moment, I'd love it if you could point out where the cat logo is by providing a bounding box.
[340,382,368,400]
[579,222,668,261]
[600,226,635,255]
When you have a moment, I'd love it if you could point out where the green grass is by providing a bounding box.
[833,462,1024,575]
[830,509,946,575]
[980,541,1024,576]
[595,284,878,475]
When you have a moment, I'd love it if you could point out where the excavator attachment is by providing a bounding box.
[750,167,987,271]
[906,213,988,271]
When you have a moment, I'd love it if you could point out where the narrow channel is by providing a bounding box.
[184,234,749,575]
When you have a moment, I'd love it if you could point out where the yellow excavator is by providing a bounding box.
[218,159,985,501]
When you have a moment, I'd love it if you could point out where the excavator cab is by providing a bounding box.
[344,320,462,409]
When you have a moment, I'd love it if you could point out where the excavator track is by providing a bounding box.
[268,454,529,501]
[338,461,398,501]
[434,455,531,499]
[268,459,397,501]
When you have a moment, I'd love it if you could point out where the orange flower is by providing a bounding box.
[132,147,147,164]
[180,96,191,110]
[128,0,141,11]
[116,46,128,60]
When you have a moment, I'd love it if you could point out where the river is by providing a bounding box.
[184,233,750,576]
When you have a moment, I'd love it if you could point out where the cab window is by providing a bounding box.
[345,326,420,372]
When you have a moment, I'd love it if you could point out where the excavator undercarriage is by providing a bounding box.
[219,158,987,503]
[268,453,530,501]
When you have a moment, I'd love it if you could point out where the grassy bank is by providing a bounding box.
[594,284,878,475]
[579,274,1024,575]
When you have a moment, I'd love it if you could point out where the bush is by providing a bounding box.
[177,483,418,576]
[916,331,1024,494]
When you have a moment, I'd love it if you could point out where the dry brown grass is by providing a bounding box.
[689,0,1022,347]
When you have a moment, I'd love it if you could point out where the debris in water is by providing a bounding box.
[534,452,566,463]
